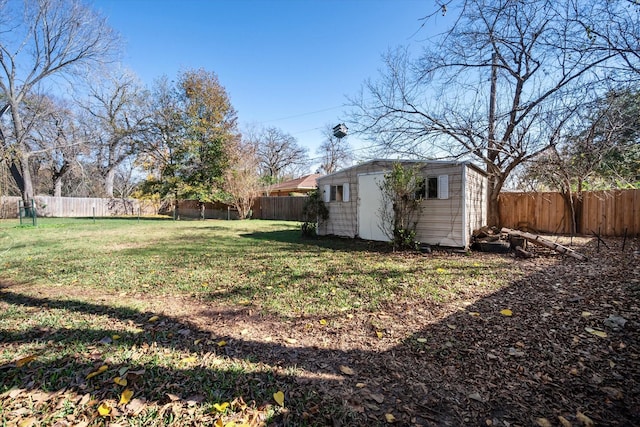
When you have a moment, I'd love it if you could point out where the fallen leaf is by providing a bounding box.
[273,391,285,407]
[601,386,623,400]
[114,376,128,386]
[98,336,113,345]
[86,365,108,379]
[285,338,297,344]
[166,393,181,401]
[112,334,121,340]
[369,393,385,404]
[17,417,36,427]
[194,339,203,345]
[535,418,552,427]
[319,319,327,325]
[98,402,112,416]
[376,331,383,339]
[446,324,457,330]
[119,389,133,405]
[356,383,366,388]
[79,393,91,406]
[148,315,160,322]
[585,327,607,338]
[182,356,197,364]
[339,365,355,375]
[576,411,594,426]
[468,312,481,317]
[468,392,484,402]
[500,309,513,317]
[416,338,427,343]
[15,355,36,368]
[127,398,146,416]
[558,416,572,427]
[581,311,592,318]
[217,340,227,347]
[385,413,396,423]
[213,402,229,412]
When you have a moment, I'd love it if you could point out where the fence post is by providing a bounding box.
[31,199,36,226]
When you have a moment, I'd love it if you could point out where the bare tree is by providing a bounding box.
[223,139,261,219]
[317,124,353,174]
[0,0,118,211]
[28,96,86,197]
[251,126,309,182]
[81,69,150,197]
[520,89,640,233]
[350,0,623,226]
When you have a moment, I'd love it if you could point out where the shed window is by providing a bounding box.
[324,183,350,202]
[330,185,343,201]
[416,176,448,200]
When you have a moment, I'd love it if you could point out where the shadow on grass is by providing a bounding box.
[240,229,394,253]
[1,248,639,426]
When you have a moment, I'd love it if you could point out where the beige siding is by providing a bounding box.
[415,164,465,247]
[464,166,488,245]
[317,160,488,248]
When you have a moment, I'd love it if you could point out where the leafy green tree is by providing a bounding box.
[139,69,239,217]
[301,188,329,237]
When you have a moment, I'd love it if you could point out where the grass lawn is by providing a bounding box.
[0,218,637,426]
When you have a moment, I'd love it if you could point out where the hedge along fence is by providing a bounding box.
[499,189,640,237]
[0,196,158,218]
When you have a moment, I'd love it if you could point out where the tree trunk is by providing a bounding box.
[104,168,115,197]
[53,176,63,197]
[9,154,35,216]
[487,174,503,228]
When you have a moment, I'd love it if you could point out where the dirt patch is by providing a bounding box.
[4,236,640,426]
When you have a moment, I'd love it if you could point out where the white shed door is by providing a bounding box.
[358,173,390,242]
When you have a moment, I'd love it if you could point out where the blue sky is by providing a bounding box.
[93,0,448,171]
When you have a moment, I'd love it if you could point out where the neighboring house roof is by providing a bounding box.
[266,174,323,194]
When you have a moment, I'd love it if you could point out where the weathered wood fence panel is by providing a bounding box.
[499,189,640,236]
[0,196,157,218]
[253,196,306,221]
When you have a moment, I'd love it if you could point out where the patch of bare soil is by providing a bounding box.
[9,236,640,426]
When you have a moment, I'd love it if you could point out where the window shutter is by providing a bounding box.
[438,175,449,199]
[323,184,330,202]
[343,183,350,202]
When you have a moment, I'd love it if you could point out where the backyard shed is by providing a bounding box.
[316,159,488,248]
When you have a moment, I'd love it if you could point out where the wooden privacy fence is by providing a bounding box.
[499,189,640,236]
[0,195,308,221]
[0,196,157,218]
[159,197,307,221]
[253,196,306,221]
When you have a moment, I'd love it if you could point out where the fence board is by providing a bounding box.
[254,196,306,221]
[500,189,640,237]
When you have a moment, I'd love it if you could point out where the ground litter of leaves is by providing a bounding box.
[1,235,639,426]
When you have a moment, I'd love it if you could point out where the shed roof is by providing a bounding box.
[317,159,487,181]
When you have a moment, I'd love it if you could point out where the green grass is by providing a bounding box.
[0,218,515,426]
[0,218,511,317]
